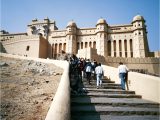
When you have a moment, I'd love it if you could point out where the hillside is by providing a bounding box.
[0,56,63,120]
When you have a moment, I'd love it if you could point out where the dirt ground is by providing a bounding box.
[0,56,63,120]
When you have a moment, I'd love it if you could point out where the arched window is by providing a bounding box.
[89,42,92,48]
[119,40,122,57]
[124,39,127,57]
[108,41,111,56]
[63,43,66,52]
[85,42,88,48]
[77,42,80,50]
[54,43,58,58]
[113,40,116,57]
[81,42,83,49]
[130,39,133,57]
[52,44,54,58]
[59,43,62,53]
[26,46,30,51]
[93,41,96,49]
[55,43,58,54]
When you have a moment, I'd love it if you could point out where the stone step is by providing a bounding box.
[71,97,159,105]
[71,115,159,120]
[83,80,115,83]
[72,101,159,108]
[71,105,159,116]
[71,78,159,120]
[84,88,135,94]
[71,93,142,98]
[71,98,159,108]
[83,82,121,86]
[83,85,122,89]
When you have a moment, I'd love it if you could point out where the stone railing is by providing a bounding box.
[102,65,160,103]
[45,61,70,120]
[0,53,71,120]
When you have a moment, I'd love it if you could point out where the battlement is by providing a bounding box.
[105,56,160,76]
[28,18,55,26]
[0,34,39,44]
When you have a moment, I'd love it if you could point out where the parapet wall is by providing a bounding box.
[102,65,160,103]
[105,57,160,76]
[77,49,159,76]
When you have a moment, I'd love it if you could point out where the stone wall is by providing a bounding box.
[77,48,159,76]
[105,57,160,76]
[0,35,40,57]
[39,36,48,58]
[77,48,98,60]
[102,65,160,103]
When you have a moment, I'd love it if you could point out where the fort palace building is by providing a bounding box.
[0,15,160,75]
[0,15,159,59]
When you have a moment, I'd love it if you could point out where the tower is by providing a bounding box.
[96,18,108,57]
[66,21,77,54]
[132,15,149,57]
[27,18,57,38]
[27,18,58,58]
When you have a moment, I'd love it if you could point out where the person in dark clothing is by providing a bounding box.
[78,59,84,83]
[85,62,92,84]
[91,59,97,80]
[69,54,82,94]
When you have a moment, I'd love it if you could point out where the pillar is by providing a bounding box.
[116,40,119,57]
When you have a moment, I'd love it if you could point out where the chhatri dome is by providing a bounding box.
[97,18,107,24]
[133,15,145,22]
[67,21,77,27]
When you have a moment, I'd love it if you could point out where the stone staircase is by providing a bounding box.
[71,77,160,120]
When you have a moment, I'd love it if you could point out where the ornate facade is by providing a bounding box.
[0,15,153,59]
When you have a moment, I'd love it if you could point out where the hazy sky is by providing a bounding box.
[1,0,159,51]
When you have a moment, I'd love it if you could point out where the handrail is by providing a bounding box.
[45,61,70,120]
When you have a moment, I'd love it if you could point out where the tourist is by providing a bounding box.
[95,63,104,89]
[82,58,87,78]
[79,58,85,79]
[69,54,81,94]
[85,61,92,84]
[91,59,97,80]
[118,62,129,90]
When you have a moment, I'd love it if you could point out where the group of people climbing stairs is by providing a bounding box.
[68,54,159,120]
[70,76,159,120]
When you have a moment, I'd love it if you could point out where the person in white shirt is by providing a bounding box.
[118,62,129,90]
[95,63,104,89]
